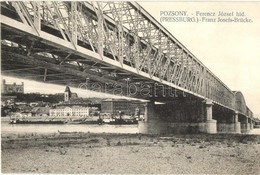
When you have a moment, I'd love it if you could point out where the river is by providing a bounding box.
[1,121,139,134]
[1,120,260,135]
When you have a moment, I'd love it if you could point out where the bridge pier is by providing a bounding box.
[138,99,217,134]
[217,111,241,134]
[233,112,241,133]
[203,100,217,134]
[240,116,250,133]
[249,118,254,130]
[138,101,168,134]
[138,97,255,135]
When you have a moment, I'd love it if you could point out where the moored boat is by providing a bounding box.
[9,119,67,124]
[79,118,104,125]
[108,118,138,125]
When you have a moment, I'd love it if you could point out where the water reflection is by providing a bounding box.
[1,122,139,134]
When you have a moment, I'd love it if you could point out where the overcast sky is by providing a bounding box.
[2,2,260,115]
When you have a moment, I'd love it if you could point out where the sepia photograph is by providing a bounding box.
[1,1,260,174]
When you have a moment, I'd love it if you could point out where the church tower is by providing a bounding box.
[64,86,71,101]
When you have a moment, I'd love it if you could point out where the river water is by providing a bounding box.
[1,121,139,134]
[1,120,260,135]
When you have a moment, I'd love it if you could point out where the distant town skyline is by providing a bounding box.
[2,75,260,119]
[1,76,130,100]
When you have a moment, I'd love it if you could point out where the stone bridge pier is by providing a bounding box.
[138,98,217,134]
[138,95,255,135]
[215,109,241,134]
[240,116,251,133]
[248,118,254,130]
[138,101,168,134]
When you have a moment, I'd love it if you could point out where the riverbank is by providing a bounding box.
[1,132,260,174]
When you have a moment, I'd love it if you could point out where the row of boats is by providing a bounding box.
[9,117,139,125]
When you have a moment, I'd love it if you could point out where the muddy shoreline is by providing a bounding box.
[2,132,260,174]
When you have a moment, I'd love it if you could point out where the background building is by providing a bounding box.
[64,86,77,101]
[1,79,24,94]
[49,106,91,118]
[59,86,101,110]
[100,99,145,117]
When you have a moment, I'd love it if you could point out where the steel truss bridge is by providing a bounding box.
[0,1,254,119]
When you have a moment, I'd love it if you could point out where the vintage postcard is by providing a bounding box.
[1,1,260,174]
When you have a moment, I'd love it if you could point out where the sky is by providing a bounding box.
[140,2,260,115]
[2,2,260,115]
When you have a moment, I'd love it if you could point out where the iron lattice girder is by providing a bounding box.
[0,1,245,112]
[97,1,234,102]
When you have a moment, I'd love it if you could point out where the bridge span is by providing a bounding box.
[0,1,256,134]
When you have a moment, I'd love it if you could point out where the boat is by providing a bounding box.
[79,118,104,125]
[9,119,67,124]
[68,117,104,125]
[108,118,138,125]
